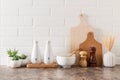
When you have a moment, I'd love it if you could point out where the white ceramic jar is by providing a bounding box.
[103,51,116,67]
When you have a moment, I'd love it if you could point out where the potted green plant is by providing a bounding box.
[7,49,21,68]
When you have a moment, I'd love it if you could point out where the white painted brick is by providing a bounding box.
[96,7,113,16]
[19,8,50,16]
[52,8,81,17]
[33,17,64,26]
[113,37,120,47]
[53,47,69,56]
[1,0,32,8]
[65,17,80,27]
[112,46,120,56]
[65,36,71,52]
[15,47,32,55]
[50,27,70,37]
[113,26,120,36]
[97,0,120,7]
[1,16,32,26]
[1,8,18,16]
[1,37,33,48]
[113,7,120,18]
[33,37,65,47]
[0,27,18,37]
[19,27,49,37]
[34,0,65,8]
[0,25,33,28]
[51,38,65,47]
[1,16,19,25]
[96,26,113,36]
[65,0,97,8]
[112,17,120,26]
[95,16,113,27]
[0,54,8,65]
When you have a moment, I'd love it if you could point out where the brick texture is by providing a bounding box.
[0,0,120,65]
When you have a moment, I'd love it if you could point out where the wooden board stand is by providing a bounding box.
[27,62,58,68]
[79,32,103,66]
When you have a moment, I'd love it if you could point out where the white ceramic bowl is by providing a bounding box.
[56,56,75,68]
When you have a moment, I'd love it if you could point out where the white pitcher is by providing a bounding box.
[31,40,41,64]
[44,40,53,64]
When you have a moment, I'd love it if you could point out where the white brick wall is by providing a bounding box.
[0,0,120,65]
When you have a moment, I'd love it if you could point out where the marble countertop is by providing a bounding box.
[0,66,120,80]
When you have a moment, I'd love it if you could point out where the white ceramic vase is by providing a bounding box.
[44,40,53,64]
[31,40,41,64]
[103,51,116,67]
[10,60,21,68]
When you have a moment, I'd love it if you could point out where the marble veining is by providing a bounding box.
[0,66,120,80]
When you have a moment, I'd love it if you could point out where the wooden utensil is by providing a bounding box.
[79,32,103,66]
[70,14,94,65]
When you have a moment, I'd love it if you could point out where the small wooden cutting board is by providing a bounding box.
[79,32,103,66]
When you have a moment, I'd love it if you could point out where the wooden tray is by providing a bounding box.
[27,62,58,68]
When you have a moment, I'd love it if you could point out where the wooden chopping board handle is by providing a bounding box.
[87,32,94,40]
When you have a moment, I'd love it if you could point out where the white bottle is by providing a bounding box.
[44,40,53,64]
[31,40,41,64]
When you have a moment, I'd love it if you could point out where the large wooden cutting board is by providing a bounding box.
[70,14,94,65]
[71,14,94,52]
[79,32,103,66]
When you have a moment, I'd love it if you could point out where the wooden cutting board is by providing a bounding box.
[79,32,103,66]
[71,14,94,52]
[70,14,94,65]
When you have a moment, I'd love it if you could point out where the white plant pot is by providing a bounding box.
[10,60,21,68]
[103,51,116,67]
[20,56,31,66]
